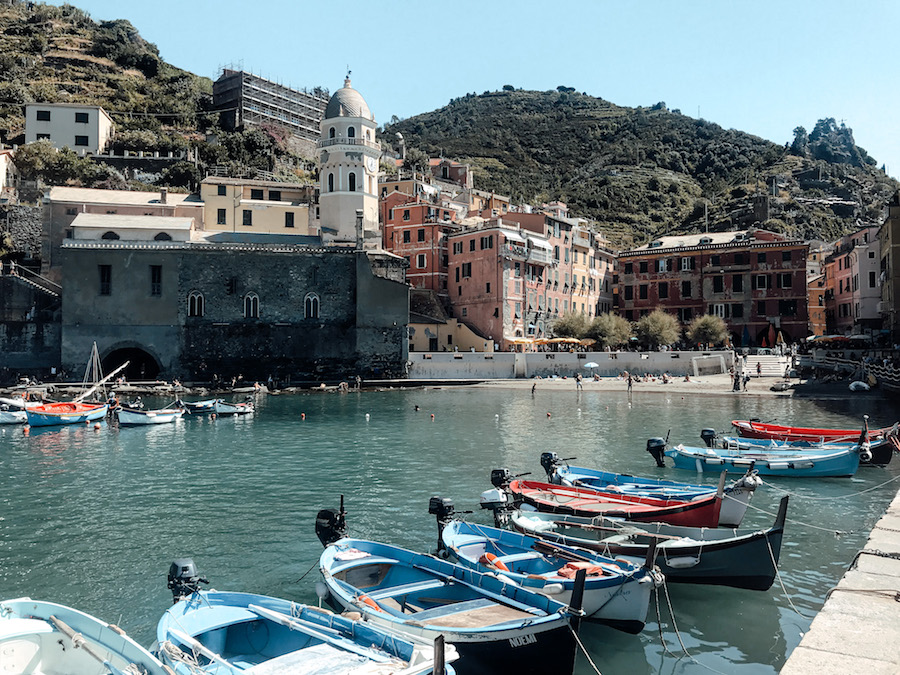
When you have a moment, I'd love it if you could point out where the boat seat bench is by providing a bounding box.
[409,598,495,621]
[367,579,446,600]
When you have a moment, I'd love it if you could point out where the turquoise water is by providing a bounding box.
[1,387,899,674]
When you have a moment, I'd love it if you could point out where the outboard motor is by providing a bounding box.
[482,468,529,527]
[540,452,561,479]
[428,496,456,555]
[647,437,667,467]
[700,429,717,448]
[167,558,208,603]
[315,495,347,548]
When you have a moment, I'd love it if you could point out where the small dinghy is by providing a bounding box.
[0,406,27,424]
[116,406,185,426]
[665,443,861,477]
[25,401,109,427]
[540,452,761,528]
[315,500,581,675]
[181,399,217,414]
[506,475,726,528]
[511,496,789,591]
[213,398,254,416]
[159,559,455,674]
[438,511,658,633]
[730,417,898,466]
[0,597,171,675]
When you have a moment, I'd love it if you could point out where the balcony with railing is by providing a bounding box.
[317,137,381,151]
[528,248,552,264]
[501,243,528,260]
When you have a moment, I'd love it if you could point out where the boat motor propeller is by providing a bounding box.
[429,495,470,555]
[646,438,667,467]
[539,452,577,480]
[167,558,209,603]
[315,494,348,548]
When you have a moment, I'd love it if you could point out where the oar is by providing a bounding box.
[247,604,392,663]
[549,520,682,540]
[48,616,111,666]
[167,628,240,673]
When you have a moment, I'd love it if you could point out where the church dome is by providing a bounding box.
[324,76,373,120]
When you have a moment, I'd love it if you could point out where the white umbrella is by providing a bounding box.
[583,362,599,368]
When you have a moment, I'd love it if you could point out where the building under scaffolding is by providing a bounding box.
[213,69,329,142]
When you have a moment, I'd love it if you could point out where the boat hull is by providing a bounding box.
[0,597,169,675]
[553,465,759,528]
[117,408,184,426]
[442,520,653,632]
[510,479,722,528]
[320,538,576,675]
[666,444,860,477]
[181,399,216,414]
[512,499,788,591]
[0,409,26,424]
[213,399,253,415]
[157,589,454,675]
[25,403,108,427]
[722,435,894,467]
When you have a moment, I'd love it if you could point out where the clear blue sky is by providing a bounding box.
[53,0,899,178]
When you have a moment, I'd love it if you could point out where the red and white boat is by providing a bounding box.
[508,476,725,528]
[732,419,899,444]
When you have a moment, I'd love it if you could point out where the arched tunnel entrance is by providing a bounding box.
[102,348,161,381]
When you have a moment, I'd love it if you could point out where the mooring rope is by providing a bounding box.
[738,496,858,535]
[569,623,603,675]
[760,472,900,501]
[654,580,732,675]
[765,536,815,619]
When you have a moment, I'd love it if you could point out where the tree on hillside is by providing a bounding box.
[686,314,729,348]
[635,309,680,350]
[551,312,588,338]
[586,312,633,349]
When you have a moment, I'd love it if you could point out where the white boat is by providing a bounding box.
[0,597,171,675]
[213,398,254,415]
[0,407,27,424]
[116,406,185,426]
[0,396,43,410]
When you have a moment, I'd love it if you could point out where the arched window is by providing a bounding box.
[101,231,119,240]
[188,291,204,317]
[348,172,356,192]
[348,126,355,138]
[328,173,334,193]
[305,293,320,319]
[154,232,172,241]
[329,127,335,138]
[244,292,259,319]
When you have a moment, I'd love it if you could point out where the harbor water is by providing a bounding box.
[2,386,899,674]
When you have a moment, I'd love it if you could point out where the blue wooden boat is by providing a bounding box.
[181,399,217,414]
[665,443,860,477]
[0,597,170,675]
[511,496,790,591]
[440,519,657,633]
[716,435,892,467]
[213,399,254,416]
[25,401,109,427]
[319,538,578,675]
[157,587,455,674]
[540,451,761,528]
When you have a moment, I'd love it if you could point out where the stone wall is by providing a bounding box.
[407,350,736,379]
[2,204,42,259]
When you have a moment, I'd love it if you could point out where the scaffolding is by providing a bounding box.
[213,69,329,142]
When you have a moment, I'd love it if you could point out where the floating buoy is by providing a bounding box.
[85,420,90,425]
[430,413,435,420]
[93,423,101,430]
[547,412,552,418]
[365,413,370,420]
[211,413,217,419]
[23,424,30,435]
[495,414,499,418]
[301,413,306,420]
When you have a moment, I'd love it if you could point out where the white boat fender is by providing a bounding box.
[493,573,518,586]
[860,443,873,463]
[665,556,701,569]
[315,581,330,601]
[541,582,565,595]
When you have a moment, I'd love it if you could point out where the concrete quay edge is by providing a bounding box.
[780,488,900,674]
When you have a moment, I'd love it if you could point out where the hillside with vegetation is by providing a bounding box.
[0,1,316,191]
[382,88,898,246]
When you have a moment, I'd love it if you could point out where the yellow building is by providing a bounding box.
[200,177,315,236]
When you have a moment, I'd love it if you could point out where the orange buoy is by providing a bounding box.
[479,552,510,572]
[430,413,434,420]
[301,413,306,420]
[547,412,552,418]
[358,594,383,612]
[23,424,30,435]
[93,423,101,430]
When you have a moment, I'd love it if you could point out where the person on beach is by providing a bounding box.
[756,362,762,377]
[627,374,633,391]
[575,373,583,390]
